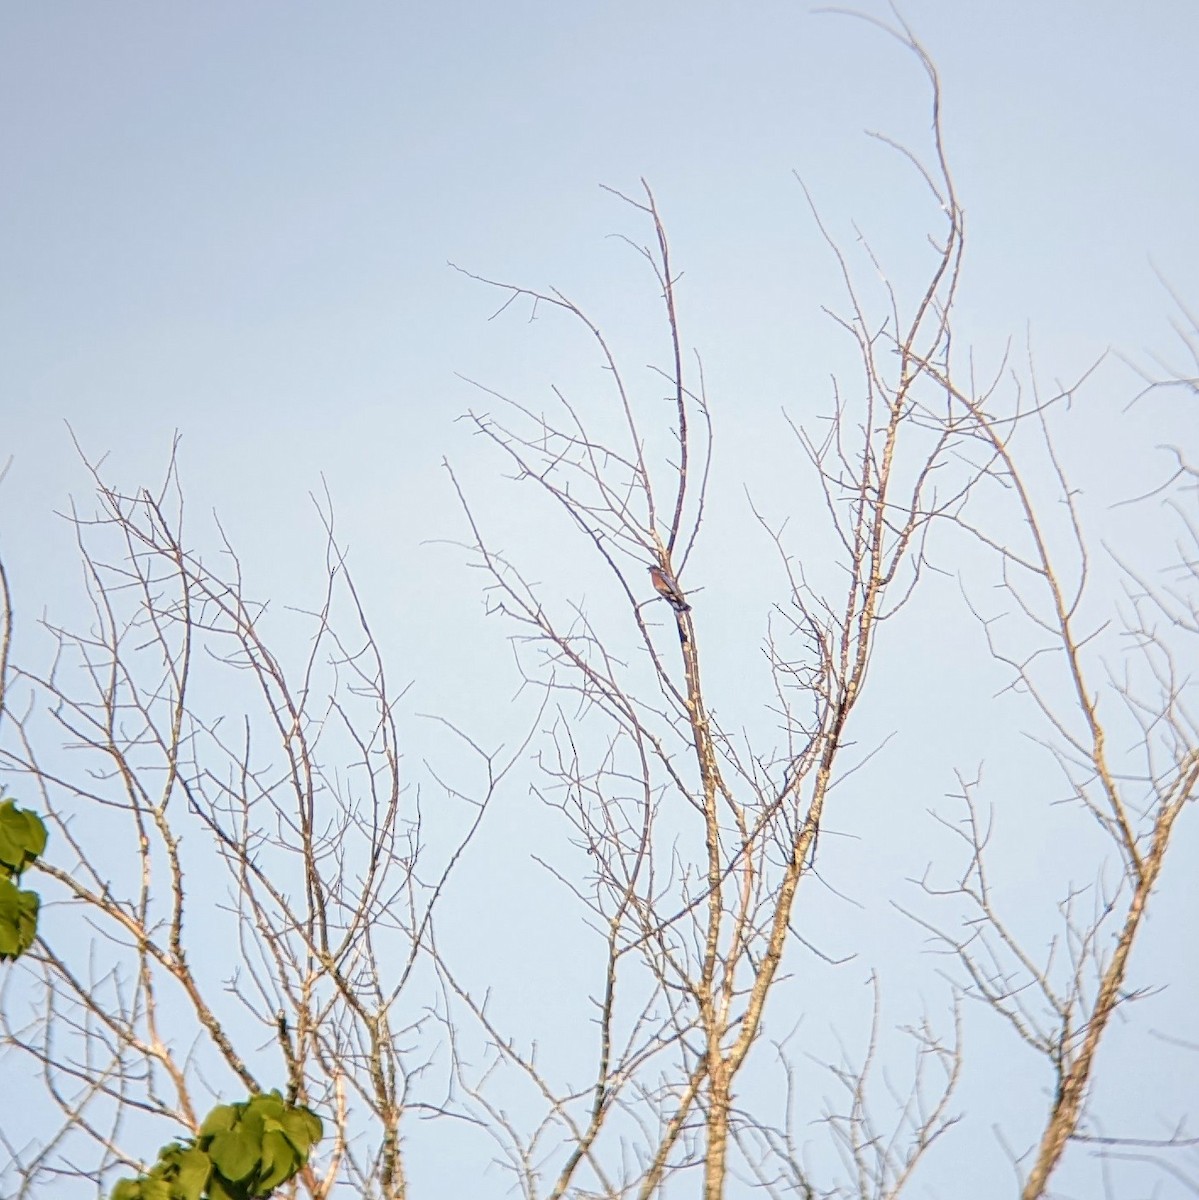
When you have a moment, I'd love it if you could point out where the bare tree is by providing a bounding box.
[0,449,506,1199]
[898,334,1199,1196]
[434,20,978,1198]
[1,17,1194,1200]
[434,16,1196,1196]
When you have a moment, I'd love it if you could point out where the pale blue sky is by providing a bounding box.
[4,1,1197,695]
[2,3,1197,1197]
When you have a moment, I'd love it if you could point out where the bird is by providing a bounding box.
[648,564,691,613]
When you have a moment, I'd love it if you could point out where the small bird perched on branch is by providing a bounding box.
[648,564,691,613]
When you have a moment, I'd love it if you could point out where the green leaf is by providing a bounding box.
[150,1141,188,1173]
[0,875,39,961]
[0,799,47,875]
[171,1146,211,1200]
[132,1092,324,1200]
[113,1089,324,1200]
[249,1091,286,1118]
[278,1104,322,1152]
[235,1103,266,1144]
[198,1103,238,1139]
[208,1129,260,1183]
[255,1129,300,1192]
[206,1172,237,1200]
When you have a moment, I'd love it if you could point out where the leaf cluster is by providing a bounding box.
[0,796,48,961]
[111,1091,323,1200]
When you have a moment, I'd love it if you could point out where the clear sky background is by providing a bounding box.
[2,3,1197,1197]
